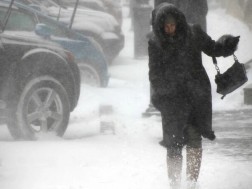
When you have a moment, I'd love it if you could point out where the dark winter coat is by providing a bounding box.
[148,3,239,142]
[154,0,208,31]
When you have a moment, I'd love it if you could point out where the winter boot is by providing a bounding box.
[167,155,182,189]
[186,147,202,189]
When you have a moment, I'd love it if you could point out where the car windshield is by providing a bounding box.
[0,1,70,38]
[0,6,36,31]
[0,0,14,32]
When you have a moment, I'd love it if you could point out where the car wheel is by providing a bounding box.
[79,63,102,87]
[7,76,70,140]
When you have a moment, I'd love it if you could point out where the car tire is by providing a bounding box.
[7,76,70,140]
[79,63,102,87]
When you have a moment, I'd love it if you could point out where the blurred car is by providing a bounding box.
[102,0,123,26]
[17,0,125,62]
[1,0,110,87]
[0,1,80,140]
[57,0,123,26]
[56,0,105,11]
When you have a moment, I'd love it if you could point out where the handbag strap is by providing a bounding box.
[212,56,220,75]
[212,54,238,75]
[233,54,238,62]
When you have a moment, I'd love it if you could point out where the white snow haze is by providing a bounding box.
[0,3,252,189]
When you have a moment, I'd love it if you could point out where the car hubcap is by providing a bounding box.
[80,67,100,87]
[25,88,63,133]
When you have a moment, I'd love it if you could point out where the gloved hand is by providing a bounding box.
[202,131,216,141]
[217,35,240,57]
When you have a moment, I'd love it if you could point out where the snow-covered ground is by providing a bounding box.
[1,6,252,189]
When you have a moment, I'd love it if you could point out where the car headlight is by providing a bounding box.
[65,50,75,63]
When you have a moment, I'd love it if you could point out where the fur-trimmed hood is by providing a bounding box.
[152,3,188,45]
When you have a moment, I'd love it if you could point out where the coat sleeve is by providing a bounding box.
[148,39,164,88]
[192,25,239,57]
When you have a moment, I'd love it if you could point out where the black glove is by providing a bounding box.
[202,131,216,141]
[217,35,240,57]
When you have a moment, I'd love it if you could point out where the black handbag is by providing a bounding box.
[213,54,248,99]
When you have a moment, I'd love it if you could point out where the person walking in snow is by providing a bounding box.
[148,3,239,189]
[144,0,208,117]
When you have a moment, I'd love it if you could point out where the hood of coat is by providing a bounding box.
[152,3,188,45]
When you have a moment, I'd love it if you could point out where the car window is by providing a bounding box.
[0,7,7,23]
[0,7,36,31]
[38,16,68,38]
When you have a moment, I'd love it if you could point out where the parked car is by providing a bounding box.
[1,0,110,87]
[102,0,122,26]
[64,0,105,11]
[0,1,80,140]
[17,0,125,62]
[57,0,123,27]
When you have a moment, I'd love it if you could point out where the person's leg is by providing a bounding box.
[167,146,183,189]
[184,124,202,189]
[159,98,190,188]
[186,147,202,189]
[161,106,188,189]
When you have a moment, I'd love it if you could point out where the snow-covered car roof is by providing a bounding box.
[15,0,119,33]
[47,6,118,33]
[59,0,105,10]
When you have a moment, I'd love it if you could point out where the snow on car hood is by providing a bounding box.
[1,31,68,58]
[2,31,61,48]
